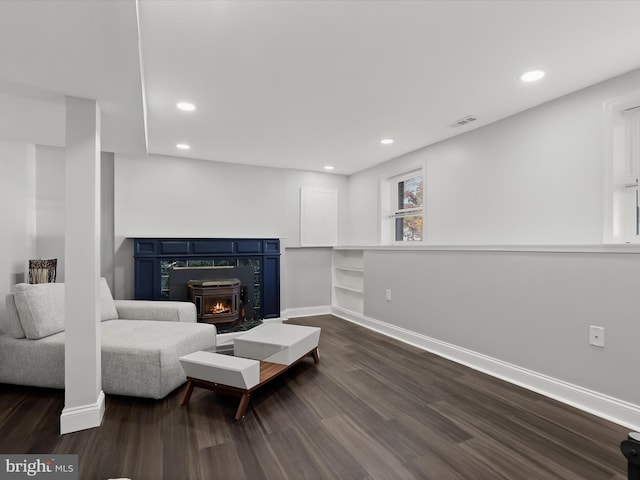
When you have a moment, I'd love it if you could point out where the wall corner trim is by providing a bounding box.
[331,306,640,431]
[60,390,105,434]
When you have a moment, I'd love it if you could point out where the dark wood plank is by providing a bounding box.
[0,314,629,479]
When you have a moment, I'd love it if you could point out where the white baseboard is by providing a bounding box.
[282,306,331,320]
[331,306,640,431]
[60,390,105,434]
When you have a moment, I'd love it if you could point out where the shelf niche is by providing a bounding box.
[332,249,364,314]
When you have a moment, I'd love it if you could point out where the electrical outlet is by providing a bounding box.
[589,326,605,347]
[385,289,391,302]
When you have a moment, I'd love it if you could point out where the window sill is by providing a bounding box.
[333,244,640,254]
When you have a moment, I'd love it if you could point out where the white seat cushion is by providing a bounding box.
[101,320,217,398]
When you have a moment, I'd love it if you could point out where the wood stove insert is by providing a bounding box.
[188,278,241,325]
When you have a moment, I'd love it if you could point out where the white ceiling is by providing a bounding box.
[1,1,639,175]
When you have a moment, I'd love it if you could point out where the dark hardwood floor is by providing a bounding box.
[0,315,630,479]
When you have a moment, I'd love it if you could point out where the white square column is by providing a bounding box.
[60,96,105,434]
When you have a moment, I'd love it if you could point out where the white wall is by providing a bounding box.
[340,68,640,425]
[282,247,332,310]
[100,152,115,290]
[34,147,115,289]
[113,153,347,300]
[0,141,36,324]
[364,249,640,406]
[35,146,66,280]
[347,68,640,246]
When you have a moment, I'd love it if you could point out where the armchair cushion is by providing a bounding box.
[100,278,119,321]
[3,294,26,339]
[12,278,119,339]
[13,282,66,340]
[114,300,196,322]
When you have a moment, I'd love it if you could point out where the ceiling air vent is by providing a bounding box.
[449,115,478,128]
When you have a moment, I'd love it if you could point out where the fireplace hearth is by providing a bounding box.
[188,278,241,325]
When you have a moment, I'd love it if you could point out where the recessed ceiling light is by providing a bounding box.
[380,138,394,145]
[177,102,196,111]
[176,143,191,150]
[324,165,335,170]
[520,70,545,82]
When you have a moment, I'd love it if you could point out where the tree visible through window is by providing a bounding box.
[394,172,423,241]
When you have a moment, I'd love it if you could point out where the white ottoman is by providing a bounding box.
[234,323,321,365]
[179,351,259,389]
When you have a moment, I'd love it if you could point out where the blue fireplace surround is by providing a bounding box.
[132,238,280,319]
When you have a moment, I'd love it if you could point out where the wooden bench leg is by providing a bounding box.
[180,380,195,406]
[235,392,252,421]
[311,347,320,364]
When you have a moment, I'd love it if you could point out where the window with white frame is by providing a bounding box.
[380,167,424,243]
[604,94,640,244]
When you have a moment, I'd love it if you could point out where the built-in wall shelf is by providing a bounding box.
[334,285,364,294]
[332,249,364,314]
[334,266,364,273]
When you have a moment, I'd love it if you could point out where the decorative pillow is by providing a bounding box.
[2,294,27,339]
[13,282,66,340]
[100,278,119,321]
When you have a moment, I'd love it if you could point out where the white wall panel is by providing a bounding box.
[282,247,332,309]
[0,141,36,325]
[363,248,640,406]
[300,188,338,246]
[35,146,66,280]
